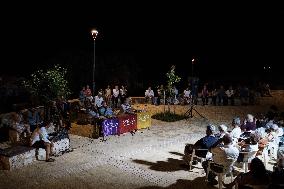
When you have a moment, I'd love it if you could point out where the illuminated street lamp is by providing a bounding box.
[191,58,195,77]
[91,29,98,95]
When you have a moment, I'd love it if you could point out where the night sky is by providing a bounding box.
[1,3,283,90]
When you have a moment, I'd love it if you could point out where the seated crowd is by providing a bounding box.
[185,112,284,188]
[79,81,272,108]
[143,81,272,106]
[0,96,72,163]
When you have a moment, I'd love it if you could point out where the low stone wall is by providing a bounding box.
[0,146,36,170]
[0,137,70,170]
[36,138,70,160]
[53,137,70,155]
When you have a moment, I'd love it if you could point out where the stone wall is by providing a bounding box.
[0,146,36,170]
[0,137,70,170]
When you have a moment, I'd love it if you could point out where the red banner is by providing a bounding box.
[118,114,137,135]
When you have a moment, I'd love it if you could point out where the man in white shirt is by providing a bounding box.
[203,134,239,185]
[145,87,155,104]
[30,121,55,162]
[183,87,191,104]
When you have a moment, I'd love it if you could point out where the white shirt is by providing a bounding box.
[31,127,51,145]
[226,89,234,97]
[184,89,191,98]
[113,89,119,98]
[95,95,104,108]
[276,127,284,137]
[211,144,239,169]
[145,89,154,97]
[230,127,242,139]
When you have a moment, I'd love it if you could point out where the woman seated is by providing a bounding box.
[30,121,55,162]
[215,124,229,139]
[120,98,136,114]
[10,111,31,138]
[237,133,259,163]
[99,101,114,118]
[224,157,271,189]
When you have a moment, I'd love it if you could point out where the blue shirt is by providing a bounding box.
[28,111,40,125]
[194,135,218,157]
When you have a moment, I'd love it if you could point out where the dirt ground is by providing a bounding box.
[0,91,283,189]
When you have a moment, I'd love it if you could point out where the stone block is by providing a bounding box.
[52,138,70,155]
[0,146,36,170]
[36,148,46,161]
[35,137,70,160]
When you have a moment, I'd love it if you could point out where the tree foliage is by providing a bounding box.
[166,65,181,97]
[23,65,70,105]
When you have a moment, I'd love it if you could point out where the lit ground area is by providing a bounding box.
[1,91,283,189]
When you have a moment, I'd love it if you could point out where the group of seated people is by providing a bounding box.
[185,113,284,188]
[79,84,129,109]
[4,101,72,163]
[85,92,148,126]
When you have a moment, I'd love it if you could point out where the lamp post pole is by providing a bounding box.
[91,29,98,95]
[191,58,194,77]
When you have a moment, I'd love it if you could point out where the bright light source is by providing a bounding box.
[91,29,98,34]
[91,29,98,40]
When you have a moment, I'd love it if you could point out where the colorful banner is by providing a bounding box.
[137,112,151,129]
[102,118,119,136]
[118,114,137,135]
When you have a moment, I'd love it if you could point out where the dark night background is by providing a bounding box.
[0,2,283,106]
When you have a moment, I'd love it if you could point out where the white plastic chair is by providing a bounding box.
[239,150,258,173]
[206,161,234,189]
[268,140,279,160]
[185,148,209,170]
[260,145,270,169]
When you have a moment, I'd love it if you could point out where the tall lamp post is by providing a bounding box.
[91,29,98,95]
[191,57,195,77]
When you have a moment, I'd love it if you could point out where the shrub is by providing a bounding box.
[23,64,70,105]
[151,111,187,122]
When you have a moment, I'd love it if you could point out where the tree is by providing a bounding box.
[23,65,71,120]
[165,65,181,112]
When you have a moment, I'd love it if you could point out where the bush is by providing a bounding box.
[23,65,70,105]
[151,111,187,122]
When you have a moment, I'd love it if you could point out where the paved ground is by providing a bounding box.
[0,117,216,189]
[2,90,283,189]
